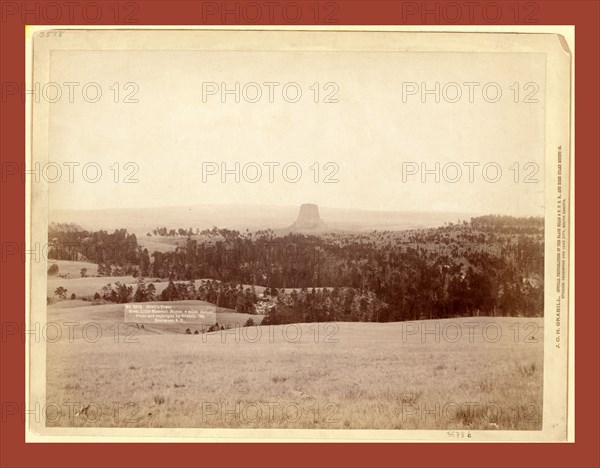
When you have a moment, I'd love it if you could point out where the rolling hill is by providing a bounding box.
[50,203,476,237]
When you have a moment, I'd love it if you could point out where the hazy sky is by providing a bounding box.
[47,48,546,216]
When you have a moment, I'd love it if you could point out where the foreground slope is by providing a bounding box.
[45,317,543,430]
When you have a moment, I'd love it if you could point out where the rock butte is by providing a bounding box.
[288,203,327,231]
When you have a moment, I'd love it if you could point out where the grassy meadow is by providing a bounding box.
[47,260,99,278]
[47,261,330,300]
[45,308,543,430]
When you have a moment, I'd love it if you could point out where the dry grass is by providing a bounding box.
[45,316,543,430]
[478,376,495,393]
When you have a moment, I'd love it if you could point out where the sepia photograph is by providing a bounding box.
[25,27,572,442]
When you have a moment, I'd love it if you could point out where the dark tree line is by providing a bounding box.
[261,287,387,325]
[97,279,258,314]
[49,224,140,268]
[50,216,544,321]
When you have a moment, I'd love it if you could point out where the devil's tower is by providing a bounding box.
[288,203,327,231]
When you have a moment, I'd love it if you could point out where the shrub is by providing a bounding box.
[54,286,68,300]
[398,390,423,405]
[478,377,495,393]
[518,362,536,378]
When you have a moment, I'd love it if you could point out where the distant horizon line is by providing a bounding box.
[49,202,544,218]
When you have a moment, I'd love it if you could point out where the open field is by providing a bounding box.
[48,274,336,300]
[45,316,543,430]
[137,235,182,253]
[48,275,138,298]
[47,276,319,302]
[47,260,99,278]
[47,300,263,333]
[47,276,211,299]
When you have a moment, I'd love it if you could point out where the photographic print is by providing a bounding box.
[25,28,571,441]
